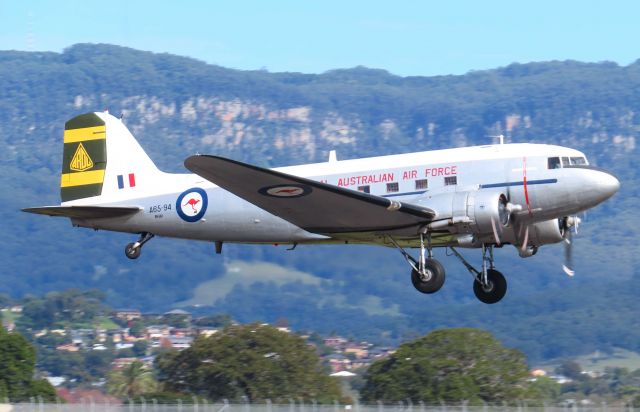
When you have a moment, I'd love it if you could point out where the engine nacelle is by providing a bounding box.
[526,218,565,246]
[417,190,509,236]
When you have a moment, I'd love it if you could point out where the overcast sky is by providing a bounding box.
[1,0,638,76]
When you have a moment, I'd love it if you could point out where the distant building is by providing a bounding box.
[56,343,80,352]
[197,327,219,337]
[344,343,369,359]
[324,336,348,350]
[167,336,193,350]
[113,309,142,321]
[112,358,139,369]
[146,325,171,340]
[327,353,351,372]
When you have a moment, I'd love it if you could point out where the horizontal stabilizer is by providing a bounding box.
[185,155,435,234]
[22,205,141,219]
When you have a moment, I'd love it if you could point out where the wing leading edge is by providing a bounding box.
[184,155,435,234]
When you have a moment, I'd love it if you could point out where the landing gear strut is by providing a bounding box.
[125,232,154,260]
[450,245,507,304]
[389,233,446,294]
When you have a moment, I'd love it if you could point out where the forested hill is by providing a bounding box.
[2,44,639,361]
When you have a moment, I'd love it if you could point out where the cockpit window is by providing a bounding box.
[548,156,588,169]
[570,156,587,165]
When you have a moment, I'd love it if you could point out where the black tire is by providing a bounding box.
[411,259,446,294]
[125,242,141,260]
[473,269,507,304]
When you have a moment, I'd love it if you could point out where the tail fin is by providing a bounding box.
[60,111,161,203]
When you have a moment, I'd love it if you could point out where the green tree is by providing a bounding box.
[132,341,148,357]
[129,320,145,338]
[107,361,158,399]
[17,289,108,330]
[193,314,232,328]
[361,328,529,404]
[527,376,561,401]
[156,323,344,402]
[0,327,57,402]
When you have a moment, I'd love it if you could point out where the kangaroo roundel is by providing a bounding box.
[259,184,312,198]
[176,188,208,222]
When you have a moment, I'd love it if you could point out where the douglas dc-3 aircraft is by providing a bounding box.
[24,112,620,304]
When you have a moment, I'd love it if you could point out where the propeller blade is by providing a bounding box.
[562,221,575,276]
[490,216,502,246]
[519,225,529,253]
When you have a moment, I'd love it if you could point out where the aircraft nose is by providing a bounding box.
[584,168,620,206]
[596,170,620,200]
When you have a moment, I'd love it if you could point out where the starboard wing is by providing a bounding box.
[184,155,434,234]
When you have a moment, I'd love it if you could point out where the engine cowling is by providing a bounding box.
[416,190,510,236]
[526,218,565,246]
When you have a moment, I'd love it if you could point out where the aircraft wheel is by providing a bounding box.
[125,242,141,260]
[411,259,446,294]
[473,269,507,304]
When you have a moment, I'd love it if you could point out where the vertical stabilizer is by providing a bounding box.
[60,111,163,204]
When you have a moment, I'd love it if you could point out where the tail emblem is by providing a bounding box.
[70,143,94,172]
[60,113,107,202]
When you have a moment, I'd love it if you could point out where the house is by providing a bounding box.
[197,327,219,337]
[324,336,348,350]
[113,309,142,321]
[344,343,369,359]
[168,336,193,350]
[115,342,134,350]
[56,343,80,352]
[326,353,351,372]
[146,325,171,340]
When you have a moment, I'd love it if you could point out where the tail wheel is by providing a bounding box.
[473,269,507,304]
[125,243,141,260]
[411,259,446,294]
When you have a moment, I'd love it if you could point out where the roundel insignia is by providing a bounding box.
[259,184,312,198]
[176,188,208,222]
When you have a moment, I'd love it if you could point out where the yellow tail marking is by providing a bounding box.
[60,170,105,188]
[63,126,106,143]
[70,143,94,172]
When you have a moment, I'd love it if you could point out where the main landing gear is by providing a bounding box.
[449,244,507,304]
[390,233,507,304]
[125,232,154,260]
[389,234,445,294]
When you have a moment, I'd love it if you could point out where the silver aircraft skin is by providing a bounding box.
[24,112,620,304]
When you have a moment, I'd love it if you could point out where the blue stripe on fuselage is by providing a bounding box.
[479,178,557,189]
[379,179,557,198]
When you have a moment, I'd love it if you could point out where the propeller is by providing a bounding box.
[561,216,581,276]
[490,197,522,246]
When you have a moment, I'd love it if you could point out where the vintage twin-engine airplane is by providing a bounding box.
[24,112,620,304]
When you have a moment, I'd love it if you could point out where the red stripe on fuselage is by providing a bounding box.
[523,157,532,216]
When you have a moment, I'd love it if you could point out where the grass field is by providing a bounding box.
[539,348,640,373]
[177,260,401,316]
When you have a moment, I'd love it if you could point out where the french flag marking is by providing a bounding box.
[117,173,136,189]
